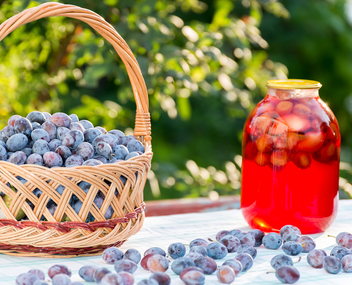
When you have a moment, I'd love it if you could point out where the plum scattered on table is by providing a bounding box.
[15,226,352,285]
[216,265,235,284]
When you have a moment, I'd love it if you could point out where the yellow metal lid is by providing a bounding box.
[266,79,322,89]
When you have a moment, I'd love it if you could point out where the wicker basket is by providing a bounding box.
[0,2,152,257]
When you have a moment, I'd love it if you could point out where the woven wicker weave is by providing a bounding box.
[0,2,152,257]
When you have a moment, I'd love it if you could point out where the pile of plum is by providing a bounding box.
[15,227,352,285]
[0,111,145,222]
[0,111,145,167]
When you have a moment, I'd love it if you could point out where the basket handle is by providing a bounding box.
[0,2,151,144]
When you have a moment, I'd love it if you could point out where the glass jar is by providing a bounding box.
[241,79,340,234]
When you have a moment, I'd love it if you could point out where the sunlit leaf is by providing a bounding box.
[177,96,191,120]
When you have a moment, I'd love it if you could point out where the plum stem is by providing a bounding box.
[208,238,217,242]
[293,256,302,264]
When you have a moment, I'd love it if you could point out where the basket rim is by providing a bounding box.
[0,202,145,230]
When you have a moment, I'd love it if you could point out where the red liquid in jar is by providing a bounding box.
[241,95,340,234]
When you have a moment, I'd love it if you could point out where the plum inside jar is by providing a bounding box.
[241,80,340,234]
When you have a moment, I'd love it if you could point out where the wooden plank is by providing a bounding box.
[145,195,241,216]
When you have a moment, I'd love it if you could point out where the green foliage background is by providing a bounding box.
[0,0,351,200]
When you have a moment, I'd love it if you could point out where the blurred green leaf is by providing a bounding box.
[177,96,191,120]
